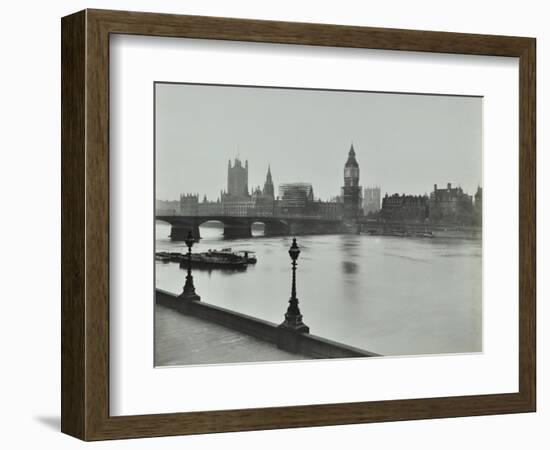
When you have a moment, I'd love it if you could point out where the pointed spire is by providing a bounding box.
[345,142,359,168]
[263,164,274,198]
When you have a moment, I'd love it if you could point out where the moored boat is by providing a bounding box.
[156,247,257,268]
[218,248,257,264]
[179,249,248,268]
[155,251,171,262]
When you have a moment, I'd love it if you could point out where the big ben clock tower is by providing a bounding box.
[342,143,362,221]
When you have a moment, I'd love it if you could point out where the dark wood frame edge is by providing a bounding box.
[61,9,536,441]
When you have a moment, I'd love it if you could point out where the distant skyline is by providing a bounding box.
[155,83,482,202]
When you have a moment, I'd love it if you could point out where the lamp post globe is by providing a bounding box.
[288,237,300,261]
[184,230,195,250]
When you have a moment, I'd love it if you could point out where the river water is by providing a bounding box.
[155,221,482,357]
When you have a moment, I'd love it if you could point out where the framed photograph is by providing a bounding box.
[61,9,536,440]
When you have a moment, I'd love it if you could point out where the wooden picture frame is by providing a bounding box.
[61,9,536,441]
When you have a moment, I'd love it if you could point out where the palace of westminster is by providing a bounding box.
[157,144,482,226]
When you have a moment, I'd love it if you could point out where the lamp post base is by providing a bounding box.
[177,290,200,313]
[280,313,309,333]
[277,317,309,353]
[178,291,201,302]
[179,273,201,302]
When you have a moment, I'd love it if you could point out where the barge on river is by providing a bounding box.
[156,248,256,269]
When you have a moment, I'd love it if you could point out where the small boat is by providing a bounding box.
[156,247,257,269]
[179,249,248,269]
[218,248,257,264]
[168,252,185,262]
[155,251,172,262]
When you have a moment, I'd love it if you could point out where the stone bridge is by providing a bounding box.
[156,214,346,240]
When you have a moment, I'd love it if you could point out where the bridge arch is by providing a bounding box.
[155,218,173,225]
[197,220,224,239]
[154,219,174,241]
[262,219,291,237]
[250,221,266,237]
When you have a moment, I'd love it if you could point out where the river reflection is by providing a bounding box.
[155,221,482,356]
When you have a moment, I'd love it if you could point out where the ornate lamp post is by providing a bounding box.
[179,230,201,301]
[280,238,309,332]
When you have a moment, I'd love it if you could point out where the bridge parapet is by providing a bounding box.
[156,214,347,241]
[157,213,342,221]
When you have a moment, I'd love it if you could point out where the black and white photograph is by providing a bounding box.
[1,0,542,445]
[154,82,483,366]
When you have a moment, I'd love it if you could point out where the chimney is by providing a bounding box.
[447,182,451,190]
[434,184,437,191]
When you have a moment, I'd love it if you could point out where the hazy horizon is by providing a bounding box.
[155,83,482,202]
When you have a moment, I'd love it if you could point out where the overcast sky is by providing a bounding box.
[155,83,482,201]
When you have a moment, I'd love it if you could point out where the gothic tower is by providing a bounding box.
[342,143,362,220]
[227,157,249,197]
[263,165,274,198]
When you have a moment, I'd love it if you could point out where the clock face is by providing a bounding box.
[344,167,359,179]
